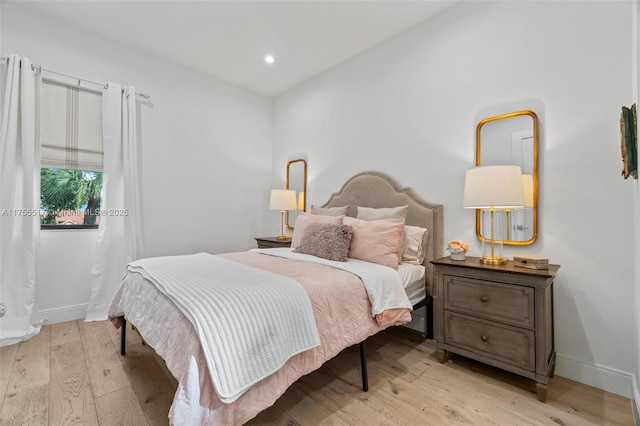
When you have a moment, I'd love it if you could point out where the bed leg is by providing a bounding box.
[359,341,368,392]
[120,317,126,356]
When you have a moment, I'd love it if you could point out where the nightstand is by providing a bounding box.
[255,237,292,249]
[431,256,560,402]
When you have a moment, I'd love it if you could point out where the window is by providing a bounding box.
[40,81,103,228]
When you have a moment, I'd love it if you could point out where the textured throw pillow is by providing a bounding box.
[401,226,429,265]
[356,205,408,221]
[294,223,354,262]
[291,213,344,249]
[343,216,405,269]
[310,204,350,216]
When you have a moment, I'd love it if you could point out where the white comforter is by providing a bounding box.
[126,253,320,403]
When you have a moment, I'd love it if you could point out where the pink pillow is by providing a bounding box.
[343,216,405,269]
[291,213,344,249]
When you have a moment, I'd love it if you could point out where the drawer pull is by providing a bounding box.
[480,295,489,303]
[480,334,489,342]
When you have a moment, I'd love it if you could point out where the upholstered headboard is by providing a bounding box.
[321,171,444,295]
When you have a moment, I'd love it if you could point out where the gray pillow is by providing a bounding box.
[356,205,408,221]
[310,204,350,216]
[293,223,353,262]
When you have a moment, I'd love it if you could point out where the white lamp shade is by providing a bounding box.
[269,189,297,211]
[297,191,305,211]
[463,165,525,209]
[521,174,534,208]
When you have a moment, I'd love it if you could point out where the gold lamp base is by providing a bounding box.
[276,210,291,241]
[480,209,506,265]
[480,256,508,265]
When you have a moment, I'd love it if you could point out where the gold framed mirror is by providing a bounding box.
[475,110,538,245]
[285,159,307,230]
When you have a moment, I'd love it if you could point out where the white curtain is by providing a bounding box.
[0,55,42,346]
[85,83,145,321]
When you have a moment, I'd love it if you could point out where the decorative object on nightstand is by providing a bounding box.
[431,256,560,402]
[513,256,549,270]
[463,165,525,265]
[446,239,470,261]
[255,236,292,249]
[269,189,297,240]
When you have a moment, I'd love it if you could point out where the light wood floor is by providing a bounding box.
[0,320,633,426]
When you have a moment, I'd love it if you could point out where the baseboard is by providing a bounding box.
[555,353,633,398]
[34,303,87,325]
[633,375,640,425]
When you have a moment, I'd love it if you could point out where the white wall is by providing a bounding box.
[2,4,274,324]
[274,1,636,397]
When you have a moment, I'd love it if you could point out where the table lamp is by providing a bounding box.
[463,165,525,264]
[269,189,297,240]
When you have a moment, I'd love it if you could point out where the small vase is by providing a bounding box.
[450,251,466,261]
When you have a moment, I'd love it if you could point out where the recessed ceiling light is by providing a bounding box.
[264,55,275,64]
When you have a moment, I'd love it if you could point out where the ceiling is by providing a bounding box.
[12,1,459,97]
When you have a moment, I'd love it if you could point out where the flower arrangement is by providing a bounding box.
[446,239,470,254]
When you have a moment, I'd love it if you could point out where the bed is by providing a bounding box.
[108,171,443,425]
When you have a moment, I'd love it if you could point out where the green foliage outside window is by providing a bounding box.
[40,168,103,225]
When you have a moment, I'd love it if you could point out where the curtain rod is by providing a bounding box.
[0,55,151,99]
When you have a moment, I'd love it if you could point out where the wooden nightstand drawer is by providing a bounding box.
[445,311,535,371]
[444,276,534,328]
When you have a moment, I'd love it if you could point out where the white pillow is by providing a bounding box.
[356,205,408,221]
[401,226,428,265]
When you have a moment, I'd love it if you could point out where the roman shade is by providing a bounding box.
[40,81,103,171]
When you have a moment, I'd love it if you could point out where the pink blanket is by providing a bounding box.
[108,251,411,425]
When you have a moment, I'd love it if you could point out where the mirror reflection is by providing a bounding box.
[476,110,538,245]
[285,159,307,230]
